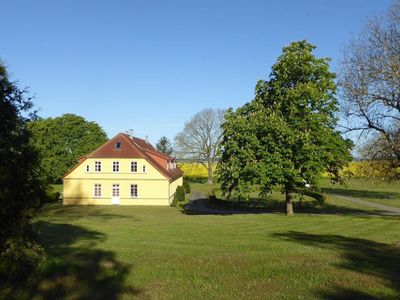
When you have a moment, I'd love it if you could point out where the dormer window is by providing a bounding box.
[115,142,121,149]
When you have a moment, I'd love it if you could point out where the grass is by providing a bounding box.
[1,180,399,299]
[319,177,400,208]
[191,177,400,209]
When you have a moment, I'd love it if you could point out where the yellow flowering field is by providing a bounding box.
[178,163,216,177]
[180,161,396,178]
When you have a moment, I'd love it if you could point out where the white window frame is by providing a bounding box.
[94,184,102,197]
[130,184,138,198]
[112,161,119,173]
[112,184,120,197]
[95,161,101,172]
[131,161,138,173]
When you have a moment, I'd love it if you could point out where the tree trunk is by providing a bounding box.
[285,191,294,215]
[207,160,213,184]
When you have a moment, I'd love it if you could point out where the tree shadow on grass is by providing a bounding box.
[184,198,400,219]
[1,222,141,300]
[41,201,141,221]
[273,231,400,299]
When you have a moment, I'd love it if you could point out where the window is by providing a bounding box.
[131,161,137,173]
[95,161,101,172]
[130,184,138,198]
[142,165,146,173]
[115,142,121,149]
[86,165,90,172]
[112,184,119,197]
[113,161,119,172]
[94,184,101,197]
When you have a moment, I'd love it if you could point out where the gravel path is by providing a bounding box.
[330,194,400,216]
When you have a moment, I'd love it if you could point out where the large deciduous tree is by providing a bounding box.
[28,114,108,182]
[339,0,400,177]
[0,62,45,279]
[218,41,353,215]
[156,136,173,155]
[175,108,225,184]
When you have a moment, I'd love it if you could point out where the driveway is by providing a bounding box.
[330,193,400,216]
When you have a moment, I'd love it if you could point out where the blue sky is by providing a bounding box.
[1,0,392,144]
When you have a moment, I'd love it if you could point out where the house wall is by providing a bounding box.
[63,158,173,206]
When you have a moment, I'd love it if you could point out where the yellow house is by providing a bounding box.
[63,132,183,206]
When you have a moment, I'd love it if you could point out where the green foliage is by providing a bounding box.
[182,179,191,194]
[45,191,61,203]
[175,186,186,202]
[217,41,353,214]
[171,186,186,206]
[0,238,45,281]
[0,62,46,280]
[156,136,173,155]
[208,188,217,201]
[300,189,326,206]
[28,114,108,182]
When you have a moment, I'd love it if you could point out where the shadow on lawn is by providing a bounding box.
[1,222,141,300]
[184,198,400,218]
[274,231,400,299]
[41,201,141,221]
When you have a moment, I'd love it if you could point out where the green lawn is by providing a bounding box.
[319,177,400,208]
[2,182,399,299]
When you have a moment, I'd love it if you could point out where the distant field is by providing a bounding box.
[178,162,216,178]
[179,161,398,179]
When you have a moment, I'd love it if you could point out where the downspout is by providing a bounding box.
[168,179,171,205]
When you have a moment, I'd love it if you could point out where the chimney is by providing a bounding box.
[145,135,149,143]
[128,129,134,138]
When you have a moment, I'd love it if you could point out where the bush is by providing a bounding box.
[0,238,45,281]
[171,186,186,207]
[182,180,191,194]
[301,189,326,206]
[44,191,60,203]
[183,175,207,183]
[208,188,217,201]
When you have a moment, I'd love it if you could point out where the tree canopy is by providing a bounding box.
[28,114,108,182]
[0,62,45,279]
[156,136,173,155]
[175,108,225,184]
[217,41,353,215]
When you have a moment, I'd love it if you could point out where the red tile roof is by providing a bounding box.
[63,133,183,180]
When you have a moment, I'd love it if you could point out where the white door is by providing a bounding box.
[112,184,120,205]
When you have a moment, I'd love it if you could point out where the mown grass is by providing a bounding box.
[319,177,400,208]
[1,182,399,299]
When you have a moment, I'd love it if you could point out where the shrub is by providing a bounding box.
[301,189,326,206]
[182,180,191,194]
[208,188,217,201]
[0,238,45,281]
[44,191,60,203]
[171,186,186,207]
